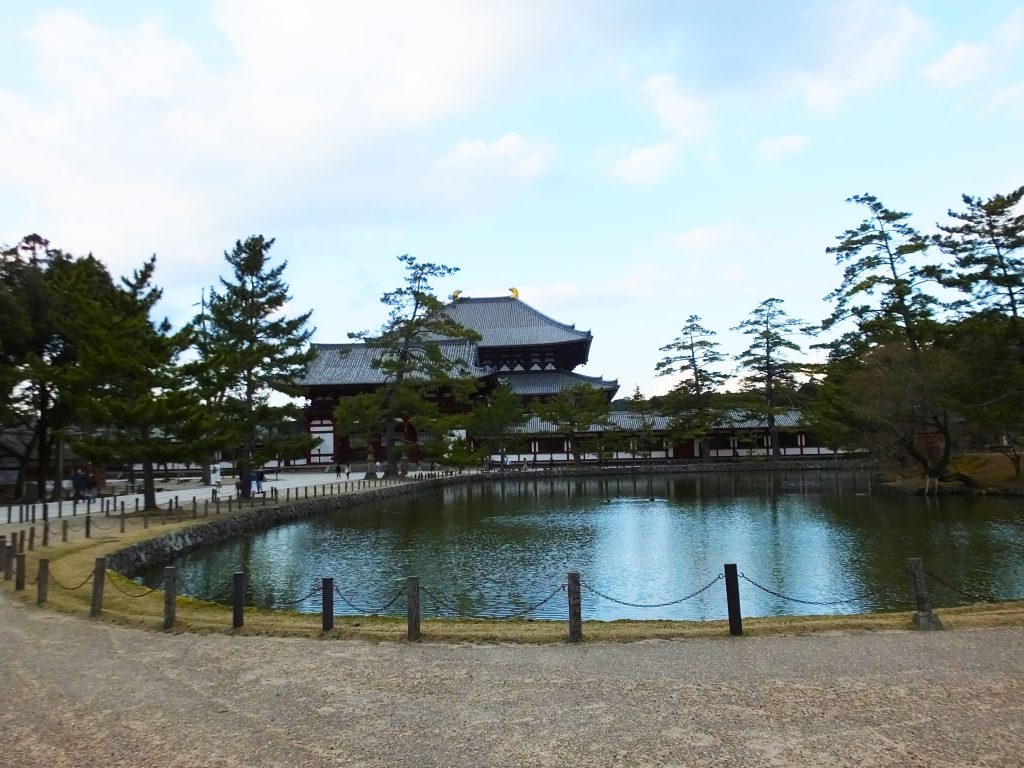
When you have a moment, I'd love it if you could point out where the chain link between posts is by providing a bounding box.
[333,583,407,615]
[581,574,724,608]
[419,582,567,620]
[738,572,895,606]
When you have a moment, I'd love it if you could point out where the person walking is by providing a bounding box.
[344,464,351,480]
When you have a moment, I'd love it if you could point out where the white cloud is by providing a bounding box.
[925,9,1024,88]
[798,3,930,113]
[987,81,1024,119]
[755,134,809,163]
[642,74,712,142]
[437,133,552,180]
[0,3,557,277]
[611,142,676,185]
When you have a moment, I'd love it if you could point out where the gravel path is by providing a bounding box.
[2,595,1021,767]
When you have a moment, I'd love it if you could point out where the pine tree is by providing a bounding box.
[655,315,727,458]
[195,236,315,496]
[345,254,481,476]
[732,298,806,460]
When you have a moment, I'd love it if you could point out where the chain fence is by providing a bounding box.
[333,583,406,615]
[581,574,723,609]
[419,582,567,620]
[738,572,905,607]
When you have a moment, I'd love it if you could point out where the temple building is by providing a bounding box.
[299,292,619,464]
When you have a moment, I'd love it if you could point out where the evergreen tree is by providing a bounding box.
[732,298,806,460]
[70,257,195,509]
[345,254,481,476]
[468,382,529,468]
[937,185,1024,354]
[532,384,612,464]
[195,236,315,496]
[0,235,112,503]
[655,315,728,458]
[822,194,938,356]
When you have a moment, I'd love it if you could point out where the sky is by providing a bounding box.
[2,1,1022,398]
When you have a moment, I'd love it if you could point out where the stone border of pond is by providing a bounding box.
[5,468,1022,643]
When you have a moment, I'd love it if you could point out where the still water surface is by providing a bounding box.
[142,473,1024,621]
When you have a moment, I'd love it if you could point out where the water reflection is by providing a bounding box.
[141,472,1024,621]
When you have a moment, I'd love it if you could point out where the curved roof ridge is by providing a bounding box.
[454,295,590,338]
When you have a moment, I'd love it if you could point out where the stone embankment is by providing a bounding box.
[106,479,447,577]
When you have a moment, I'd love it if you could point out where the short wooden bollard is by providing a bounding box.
[567,571,582,643]
[215,498,220,515]
[28,526,35,551]
[119,513,126,533]
[407,576,421,641]
[19,529,26,552]
[3,544,13,580]
[42,521,50,547]
[90,557,106,619]
[85,515,92,538]
[908,557,943,630]
[724,563,743,636]
[143,509,150,528]
[61,520,69,542]
[228,497,233,513]
[37,559,49,605]
[192,498,197,518]
[203,500,209,517]
[164,566,177,630]
[232,571,245,629]
[322,577,334,632]
[15,553,26,590]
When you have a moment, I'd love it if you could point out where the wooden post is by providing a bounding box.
[119,512,126,533]
[3,544,12,580]
[907,557,943,630]
[37,559,49,605]
[567,571,582,643]
[724,563,743,636]
[28,526,35,551]
[15,553,26,590]
[286,487,290,502]
[232,571,245,629]
[42,521,50,547]
[406,576,421,641]
[322,577,334,632]
[62,519,69,542]
[203,500,209,517]
[90,557,106,619]
[85,514,92,538]
[228,497,233,513]
[192,498,197,518]
[18,529,25,552]
[164,566,177,630]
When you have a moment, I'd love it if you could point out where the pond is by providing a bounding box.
[140,473,1024,621]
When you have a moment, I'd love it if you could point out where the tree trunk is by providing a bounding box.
[142,459,157,510]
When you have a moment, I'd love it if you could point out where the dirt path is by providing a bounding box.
[1,595,1021,767]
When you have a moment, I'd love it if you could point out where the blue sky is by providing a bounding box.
[2,1,1022,397]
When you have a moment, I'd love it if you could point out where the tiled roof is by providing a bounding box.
[514,412,672,434]
[441,296,591,347]
[713,410,804,429]
[300,341,490,387]
[498,370,619,397]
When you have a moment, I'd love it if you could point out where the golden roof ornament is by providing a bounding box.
[509,287,519,299]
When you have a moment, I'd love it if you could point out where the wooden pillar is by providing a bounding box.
[567,571,582,643]
[908,557,943,630]
[406,576,421,641]
[3,543,12,580]
[85,514,92,538]
[15,553,26,590]
[37,559,49,605]
[164,566,177,630]
[28,526,35,551]
[724,563,743,636]
[62,519,69,542]
[322,577,334,632]
[232,571,245,629]
[90,557,106,619]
